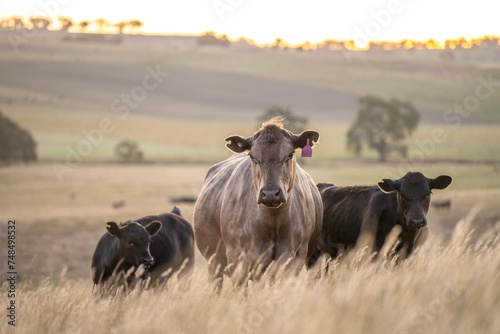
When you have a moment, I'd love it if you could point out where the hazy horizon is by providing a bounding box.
[1,0,498,46]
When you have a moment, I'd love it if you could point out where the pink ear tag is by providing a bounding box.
[301,138,313,158]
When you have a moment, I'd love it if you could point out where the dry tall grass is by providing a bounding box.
[2,208,499,334]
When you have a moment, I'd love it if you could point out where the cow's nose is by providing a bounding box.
[142,256,154,268]
[258,186,285,205]
[410,218,426,228]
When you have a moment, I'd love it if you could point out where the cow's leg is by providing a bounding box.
[226,247,249,287]
[197,232,226,293]
[272,231,310,277]
[206,239,226,294]
[276,244,308,276]
[226,242,274,287]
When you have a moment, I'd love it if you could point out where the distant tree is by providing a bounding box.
[128,20,143,33]
[444,39,458,50]
[94,18,108,32]
[0,16,25,30]
[114,21,128,34]
[347,95,420,162]
[298,41,313,51]
[58,17,73,31]
[115,140,144,163]
[14,17,25,30]
[29,16,51,30]
[0,110,37,164]
[78,20,90,32]
[273,37,286,50]
[258,106,308,134]
[425,38,439,50]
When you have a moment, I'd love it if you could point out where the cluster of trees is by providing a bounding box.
[0,16,143,34]
[115,140,143,163]
[260,96,420,163]
[347,95,420,162]
[364,36,500,51]
[0,111,37,164]
[197,31,230,46]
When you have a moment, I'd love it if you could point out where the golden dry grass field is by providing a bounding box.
[2,226,499,334]
[1,162,499,334]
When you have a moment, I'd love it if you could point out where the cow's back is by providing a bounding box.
[321,184,400,252]
[321,185,379,248]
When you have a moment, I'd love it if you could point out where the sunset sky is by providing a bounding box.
[1,0,498,46]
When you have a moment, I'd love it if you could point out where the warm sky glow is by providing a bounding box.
[1,0,498,46]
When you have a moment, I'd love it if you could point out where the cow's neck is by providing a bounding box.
[258,200,291,224]
[399,226,419,241]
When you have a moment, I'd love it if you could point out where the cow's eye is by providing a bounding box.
[286,152,294,161]
[128,241,136,247]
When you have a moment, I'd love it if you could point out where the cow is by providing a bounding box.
[193,118,323,288]
[310,172,452,265]
[91,207,194,288]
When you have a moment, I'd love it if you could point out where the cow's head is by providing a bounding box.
[106,221,162,269]
[378,172,452,229]
[225,118,320,209]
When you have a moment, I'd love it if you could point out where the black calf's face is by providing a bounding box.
[106,221,162,268]
[378,172,452,229]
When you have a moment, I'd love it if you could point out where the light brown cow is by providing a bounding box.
[193,118,323,287]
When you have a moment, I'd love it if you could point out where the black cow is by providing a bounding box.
[311,172,452,264]
[91,207,194,287]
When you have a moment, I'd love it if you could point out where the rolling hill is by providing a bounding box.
[0,32,499,163]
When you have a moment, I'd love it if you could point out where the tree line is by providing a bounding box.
[0,16,143,34]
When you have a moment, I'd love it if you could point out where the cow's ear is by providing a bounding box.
[145,220,162,236]
[225,135,252,153]
[293,130,320,149]
[378,179,400,193]
[106,222,121,238]
[430,175,452,190]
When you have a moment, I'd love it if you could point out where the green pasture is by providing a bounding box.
[4,108,500,165]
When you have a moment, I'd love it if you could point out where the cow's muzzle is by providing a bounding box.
[408,217,427,229]
[258,186,286,208]
[142,256,154,269]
